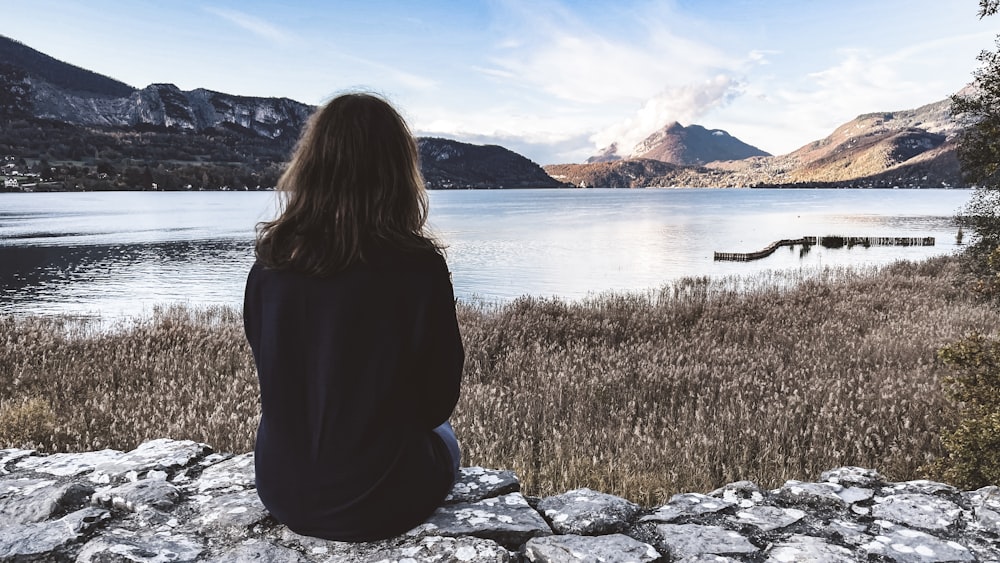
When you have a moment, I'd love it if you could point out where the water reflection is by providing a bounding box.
[0,189,971,317]
[0,240,254,318]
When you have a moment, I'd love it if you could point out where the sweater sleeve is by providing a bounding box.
[413,263,464,430]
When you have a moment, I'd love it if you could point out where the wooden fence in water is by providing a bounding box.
[713,236,935,262]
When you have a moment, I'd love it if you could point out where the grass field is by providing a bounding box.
[1,256,995,505]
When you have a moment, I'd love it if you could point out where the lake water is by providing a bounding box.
[0,188,971,318]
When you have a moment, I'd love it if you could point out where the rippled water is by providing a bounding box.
[0,188,971,318]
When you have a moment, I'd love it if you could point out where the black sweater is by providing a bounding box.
[243,246,464,541]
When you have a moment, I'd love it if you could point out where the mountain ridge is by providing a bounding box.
[0,34,563,191]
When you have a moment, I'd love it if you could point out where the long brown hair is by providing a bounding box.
[255,92,438,275]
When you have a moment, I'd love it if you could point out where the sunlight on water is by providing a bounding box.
[0,188,971,318]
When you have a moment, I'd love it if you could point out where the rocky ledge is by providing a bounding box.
[1,439,998,562]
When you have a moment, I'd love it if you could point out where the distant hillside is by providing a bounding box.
[418,138,566,189]
[551,96,968,189]
[0,35,560,191]
[0,35,133,97]
[590,122,770,165]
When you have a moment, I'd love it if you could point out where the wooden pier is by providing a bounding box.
[713,236,935,262]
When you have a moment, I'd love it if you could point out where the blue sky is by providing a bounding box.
[3,1,996,164]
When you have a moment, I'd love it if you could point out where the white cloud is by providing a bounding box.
[204,7,292,44]
[591,75,743,155]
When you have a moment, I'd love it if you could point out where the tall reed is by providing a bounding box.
[1,256,994,505]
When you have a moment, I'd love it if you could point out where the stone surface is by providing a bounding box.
[871,493,964,532]
[729,505,806,532]
[641,492,736,522]
[537,487,639,535]
[862,527,976,562]
[653,523,759,558]
[410,492,553,549]
[1,440,998,562]
[92,478,181,512]
[820,466,885,488]
[522,533,660,562]
[775,480,872,510]
[0,477,92,525]
[76,528,205,563]
[765,534,856,563]
[0,507,109,561]
[445,466,521,504]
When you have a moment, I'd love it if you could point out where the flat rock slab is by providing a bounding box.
[445,466,520,504]
[871,493,963,532]
[410,492,552,549]
[359,535,513,563]
[93,478,181,513]
[522,533,660,563]
[862,527,975,562]
[202,539,311,562]
[0,477,92,526]
[13,439,211,484]
[0,449,35,475]
[709,481,764,508]
[76,528,205,563]
[0,507,109,561]
[191,488,270,537]
[882,480,960,497]
[820,466,885,488]
[192,452,255,494]
[729,505,806,532]
[775,481,872,509]
[963,486,1000,535]
[641,492,735,523]
[653,523,758,558]
[764,534,856,563]
[537,487,639,535]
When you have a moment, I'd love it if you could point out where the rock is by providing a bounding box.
[361,535,513,563]
[536,488,639,535]
[0,477,93,525]
[522,533,660,562]
[192,452,255,494]
[5,447,1000,562]
[871,493,964,532]
[652,523,759,558]
[410,492,552,549]
[76,528,204,563]
[445,466,520,504]
[862,526,975,562]
[820,466,885,488]
[641,492,736,523]
[883,479,960,497]
[202,539,310,563]
[92,478,181,512]
[191,488,270,538]
[0,449,35,474]
[0,506,109,561]
[729,505,806,532]
[764,534,856,563]
[774,480,872,510]
[963,485,1000,535]
[708,481,765,509]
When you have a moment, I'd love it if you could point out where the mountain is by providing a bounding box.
[0,35,558,191]
[550,96,967,189]
[590,122,770,165]
[418,138,566,189]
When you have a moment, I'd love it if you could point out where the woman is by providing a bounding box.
[243,93,463,541]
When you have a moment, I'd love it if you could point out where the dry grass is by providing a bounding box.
[1,256,995,505]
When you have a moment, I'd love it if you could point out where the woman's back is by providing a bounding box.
[244,244,463,540]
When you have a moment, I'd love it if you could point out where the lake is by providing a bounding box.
[0,188,971,318]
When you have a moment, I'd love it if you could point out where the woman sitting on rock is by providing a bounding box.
[243,92,464,541]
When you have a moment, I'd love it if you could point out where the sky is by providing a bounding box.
[3,1,997,164]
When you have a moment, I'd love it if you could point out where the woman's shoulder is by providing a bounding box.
[365,242,448,273]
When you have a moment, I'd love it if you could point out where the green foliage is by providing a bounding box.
[953,10,1000,297]
[926,333,1000,488]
